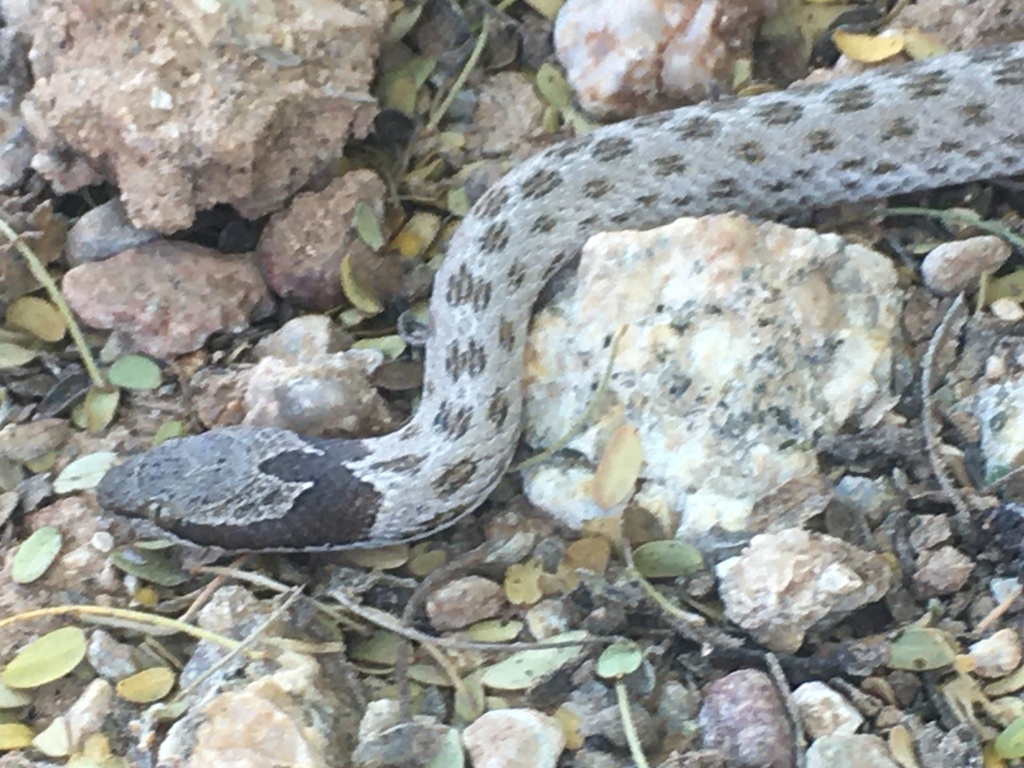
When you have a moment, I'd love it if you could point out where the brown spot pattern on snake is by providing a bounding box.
[707,178,741,200]
[880,117,916,141]
[903,70,954,99]
[591,137,635,162]
[805,128,838,153]
[652,154,687,176]
[755,100,804,125]
[531,214,558,235]
[961,103,991,126]
[676,114,720,140]
[432,458,478,498]
[507,262,526,289]
[520,169,563,199]
[582,178,613,199]
[994,58,1024,86]
[487,391,510,429]
[369,454,427,473]
[736,141,766,164]
[481,221,511,253]
[828,84,875,113]
[498,317,516,351]
[445,339,488,380]
[475,186,511,218]
[434,401,472,439]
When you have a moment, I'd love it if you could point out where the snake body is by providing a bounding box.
[98,43,1024,551]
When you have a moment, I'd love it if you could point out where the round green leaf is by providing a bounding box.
[116,667,176,704]
[11,526,62,584]
[109,546,189,587]
[107,355,162,390]
[632,540,705,579]
[596,641,643,680]
[3,627,87,688]
[354,201,385,249]
[0,342,38,369]
[53,452,117,494]
[83,386,120,432]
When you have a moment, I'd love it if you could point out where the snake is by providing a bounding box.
[97,42,1024,551]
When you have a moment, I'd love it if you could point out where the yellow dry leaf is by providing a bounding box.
[563,537,611,574]
[554,705,585,750]
[340,252,384,315]
[901,29,948,60]
[504,560,544,606]
[390,212,442,259]
[116,667,175,703]
[592,423,643,510]
[6,296,66,343]
[832,30,905,63]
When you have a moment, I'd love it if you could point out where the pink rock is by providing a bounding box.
[62,242,272,360]
[258,170,386,310]
[699,669,793,768]
[555,0,777,118]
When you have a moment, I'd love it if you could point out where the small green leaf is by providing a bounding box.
[535,62,573,108]
[447,187,471,217]
[107,355,162,390]
[479,631,588,690]
[633,540,705,579]
[596,641,643,680]
[6,296,66,342]
[3,627,87,688]
[354,202,385,249]
[0,680,30,709]
[995,717,1024,759]
[0,722,34,750]
[116,667,176,704]
[11,526,62,584]
[53,452,117,494]
[109,546,189,587]
[889,627,957,671]
[0,342,38,369]
[153,420,185,446]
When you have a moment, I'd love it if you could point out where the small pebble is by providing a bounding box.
[805,734,899,768]
[462,709,566,768]
[913,546,974,596]
[426,575,507,631]
[65,199,160,265]
[990,297,1024,322]
[792,681,864,739]
[920,235,1010,295]
[968,628,1022,678]
[698,669,793,768]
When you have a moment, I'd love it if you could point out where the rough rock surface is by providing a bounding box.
[16,0,387,231]
[257,170,387,311]
[521,213,900,537]
[698,669,793,768]
[62,241,272,359]
[189,315,399,437]
[716,528,893,652]
[555,0,778,118]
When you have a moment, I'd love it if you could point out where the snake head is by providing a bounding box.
[97,426,384,551]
